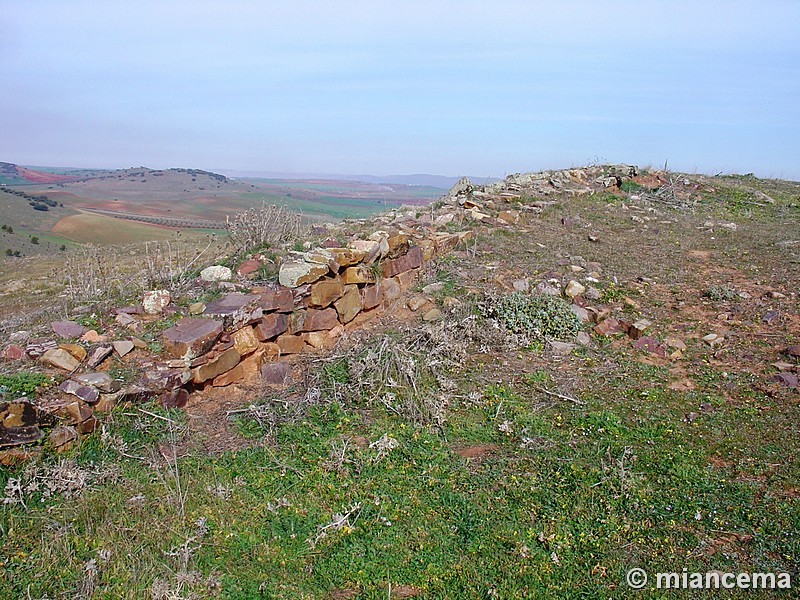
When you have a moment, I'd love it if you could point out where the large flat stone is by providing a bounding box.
[292,308,339,332]
[276,334,306,354]
[254,313,289,340]
[361,283,383,310]
[258,287,294,312]
[50,321,88,339]
[203,293,262,330]
[309,278,344,308]
[278,260,329,287]
[232,326,260,355]
[341,265,377,285]
[382,245,423,278]
[40,348,80,371]
[192,347,241,383]
[334,285,362,324]
[162,318,223,358]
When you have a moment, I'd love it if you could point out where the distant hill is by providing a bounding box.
[0,162,79,185]
[217,169,498,188]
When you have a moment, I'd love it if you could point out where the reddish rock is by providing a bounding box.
[160,388,189,409]
[162,318,223,358]
[192,347,241,383]
[232,326,260,355]
[0,447,41,465]
[258,287,295,312]
[342,265,377,285]
[1,344,25,360]
[58,380,99,404]
[334,285,362,323]
[276,334,306,354]
[113,340,135,357]
[382,245,423,278]
[309,278,345,308]
[593,318,621,336]
[784,345,800,358]
[632,336,667,358]
[86,344,113,369]
[303,331,334,350]
[254,313,289,340]
[361,284,383,310]
[49,426,78,450]
[293,308,339,332]
[261,361,290,386]
[51,320,88,339]
[394,269,419,290]
[237,258,262,276]
[213,350,264,386]
[80,330,107,343]
[775,372,798,388]
[382,278,402,301]
[0,425,44,448]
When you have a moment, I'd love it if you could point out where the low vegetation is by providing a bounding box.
[0,165,798,598]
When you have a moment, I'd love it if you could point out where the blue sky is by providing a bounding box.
[1,1,798,178]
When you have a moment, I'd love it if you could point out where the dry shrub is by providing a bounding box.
[225,203,302,254]
[61,237,222,304]
[315,324,463,427]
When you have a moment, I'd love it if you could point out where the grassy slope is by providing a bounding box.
[0,173,798,598]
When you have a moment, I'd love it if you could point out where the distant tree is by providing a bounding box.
[60,244,66,251]
[7,226,12,234]
[30,236,39,244]
[1,224,6,231]
[13,250,20,257]
[5,249,12,256]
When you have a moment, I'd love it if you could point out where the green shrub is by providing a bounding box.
[0,372,52,398]
[480,292,582,342]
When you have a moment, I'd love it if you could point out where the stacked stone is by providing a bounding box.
[158,233,428,392]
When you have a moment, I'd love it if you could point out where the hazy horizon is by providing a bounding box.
[2,1,799,180]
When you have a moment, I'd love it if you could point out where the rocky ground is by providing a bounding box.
[0,164,798,598]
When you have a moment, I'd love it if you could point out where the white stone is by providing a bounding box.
[200,265,233,282]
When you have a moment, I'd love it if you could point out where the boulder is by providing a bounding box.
[293,308,339,332]
[334,286,362,324]
[564,280,586,299]
[74,372,119,393]
[143,290,170,315]
[382,246,423,278]
[192,348,241,383]
[58,380,100,404]
[232,326,260,356]
[309,278,345,308]
[50,321,88,339]
[112,340,135,357]
[40,348,80,371]
[254,313,289,341]
[261,361,290,386]
[361,284,383,310]
[86,345,113,369]
[0,345,25,360]
[258,287,295,312]
[200,265,232,282]
[278,260,329,287]
[341,265,377,285]
[276,334,305,354]
[162,318,223,358]
[160,388,189,409]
